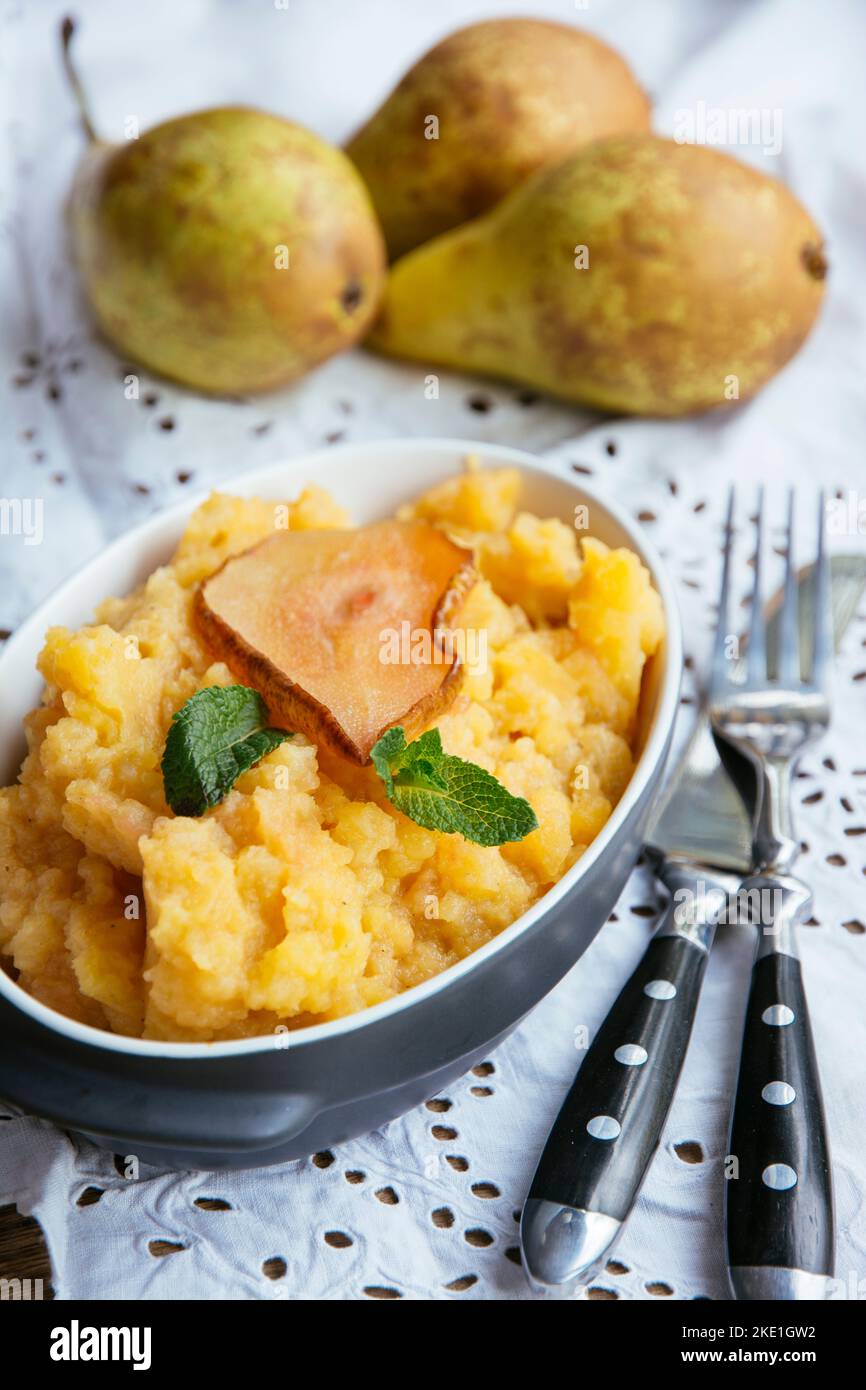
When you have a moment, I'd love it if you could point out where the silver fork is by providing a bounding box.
[709,488,835,1301]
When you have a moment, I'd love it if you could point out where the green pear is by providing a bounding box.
[368,135,828,417]
[346,18,650,260]
[61,19,385,395]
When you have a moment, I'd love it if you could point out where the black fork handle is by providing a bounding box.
[726,876,834,1299]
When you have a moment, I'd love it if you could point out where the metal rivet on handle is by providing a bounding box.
[644,979,676,1000]
[586,1115,621,1141]
[762,1163,798,1191]
[762,1004,795,1026]
[762,1081,796,1106]
[614,1044,648,1066]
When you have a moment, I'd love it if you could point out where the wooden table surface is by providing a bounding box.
[0,1204,53,1296]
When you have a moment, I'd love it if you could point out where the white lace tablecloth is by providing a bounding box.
[2,0,866,1301]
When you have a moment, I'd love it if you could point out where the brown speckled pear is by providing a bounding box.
[346,18,650,260]
[368,135,828,417]
[61,20,385,395]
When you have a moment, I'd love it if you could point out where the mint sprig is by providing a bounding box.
[370,726,538,847]
[162,685,291,816]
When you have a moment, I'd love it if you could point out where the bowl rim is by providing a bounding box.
[0,437,682,1059]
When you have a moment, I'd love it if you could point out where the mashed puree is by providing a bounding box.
[0,466,663,1041]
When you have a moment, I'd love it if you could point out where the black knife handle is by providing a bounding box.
[727,946,834,1290]
[527,914,710,1223]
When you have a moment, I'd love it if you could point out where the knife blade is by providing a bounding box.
[521,555,866,1295]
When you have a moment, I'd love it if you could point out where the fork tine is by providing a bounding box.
[746,488,767,686]
[710,487,735,693]
[777,489,800,683]
[811,490,833,689]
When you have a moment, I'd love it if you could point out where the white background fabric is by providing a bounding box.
[1,0,865,1301]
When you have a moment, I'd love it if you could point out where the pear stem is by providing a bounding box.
[60,16,98,143]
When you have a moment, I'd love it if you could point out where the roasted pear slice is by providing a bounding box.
[194,520,476,763]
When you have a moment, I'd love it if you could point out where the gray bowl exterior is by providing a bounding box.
[0,739,669,1172]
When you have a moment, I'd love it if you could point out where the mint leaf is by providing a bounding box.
[369,725,407,797]
[370,725,538,847]
[162,685,291,816]
[371,726,448,796]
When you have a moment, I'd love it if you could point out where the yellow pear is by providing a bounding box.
[61,19,386,395]
[368,135,827,417]
[346,18,650,260]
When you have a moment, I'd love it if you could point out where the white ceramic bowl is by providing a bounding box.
[0,439,681,1167]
